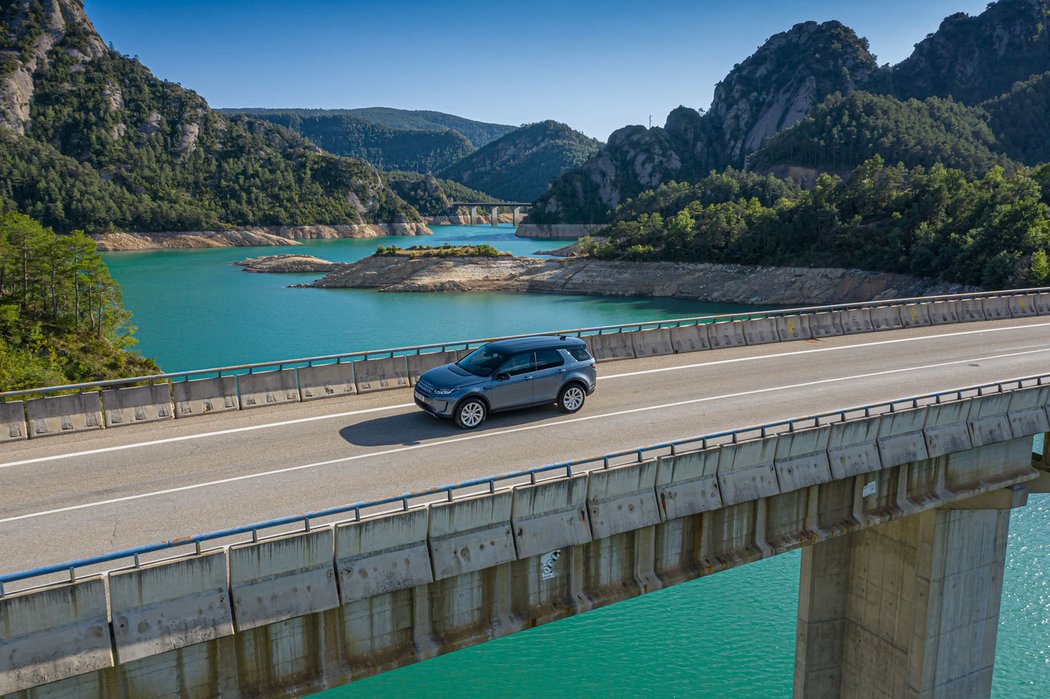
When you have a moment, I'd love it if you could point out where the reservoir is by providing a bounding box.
[102,225,1048,697]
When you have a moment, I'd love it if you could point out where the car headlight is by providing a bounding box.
[431,388,455,395]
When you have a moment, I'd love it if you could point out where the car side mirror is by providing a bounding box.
[494,372,510,381]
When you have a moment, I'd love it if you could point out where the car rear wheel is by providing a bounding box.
[557,383,586,413]
[455,397,487,429]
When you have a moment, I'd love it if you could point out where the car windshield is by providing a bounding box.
[457,346,508,377]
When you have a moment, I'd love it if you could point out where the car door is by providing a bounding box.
[529,348,566,404]
[487,351,535,410]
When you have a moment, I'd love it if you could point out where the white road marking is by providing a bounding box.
[1,320,1047,470]
[2,346,1046,525]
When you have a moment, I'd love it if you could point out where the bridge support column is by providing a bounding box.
[469,206,479,226]
[490,206,499,227]
[513,206,523,227]
[795,486,1026,699]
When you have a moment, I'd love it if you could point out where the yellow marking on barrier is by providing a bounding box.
[911,308,919,322]
[787,319,796,334]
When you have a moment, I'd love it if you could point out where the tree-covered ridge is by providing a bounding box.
[982,71,1050,165]
[0,212,156,391]
[0,1,421,234]
[439,121,601,202]
[382,172,498,216]
[752,92,1016,175]
[225,111,476,173]
[586,159,1050,289]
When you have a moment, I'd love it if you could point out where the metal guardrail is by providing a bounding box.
[3,371,1047,598]
[1,286,1045,401]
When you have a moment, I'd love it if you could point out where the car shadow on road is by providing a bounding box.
[339,405,559,447]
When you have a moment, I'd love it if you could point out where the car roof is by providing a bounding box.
[484,335,586,353]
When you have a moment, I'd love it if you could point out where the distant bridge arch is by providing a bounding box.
[450,201,532,227]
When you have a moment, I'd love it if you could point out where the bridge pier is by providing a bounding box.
[513,206,523,227]
[469,206,479,226]
[794,485,1027,699]
[490,206,499,227]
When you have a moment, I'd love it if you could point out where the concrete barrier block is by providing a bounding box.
[876,409,929,467]
[297,362,357,401]
[1034,292,1050,314]
[716,438,779,505]
[827,417,882,479]
[839,308,874,334]
[655,449,723,520]
[237,369,300,408]
[109,552,234,664]
[632,328,675,357]
[586,332,636,361]
[101,384,173,427]
[336,509,433,602]
[172,376,239,417]
[25,392,103,438]
[354,356,410,393]
[773,427,832,492]
[1006,386,1050,437]
[956,298,986,322]
[776,314,812,341]
[0,579,113,694]
[407,350,462,384]
[670,324,711,353]
[923,401,973,458]
[229,529,339,631]
[900,303,932,328]
[429,491,515,580]
[743,317,779,345]
[0,400,26,442]
[809,312,844,338]
[1008,293,1039,317]
[968,394,1013,446]
[982,296,1011,320]
[708,321,748,349]
[512,475,592,559]
[870,306,904,331]
[586,459,661,538]
[927,301,960,325]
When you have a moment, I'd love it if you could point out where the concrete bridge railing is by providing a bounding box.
[2,376,1048,697]
[2,288,1050,445]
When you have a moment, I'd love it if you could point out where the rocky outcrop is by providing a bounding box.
[235,254,345,273]
[306,254,970,305]
[515,224,605,240]
[93,223,431,251]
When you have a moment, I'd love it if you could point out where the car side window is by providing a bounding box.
[534,348,565,371]
[499,352,534,376]
[567,346,593,362]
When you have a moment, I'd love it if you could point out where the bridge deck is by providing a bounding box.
[2,316,1048,574]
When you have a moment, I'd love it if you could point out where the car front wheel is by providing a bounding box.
[557,383,586,413]
[455,397,487,429]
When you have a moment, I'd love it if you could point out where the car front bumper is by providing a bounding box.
[414,389,454,418]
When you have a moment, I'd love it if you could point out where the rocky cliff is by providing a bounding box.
[305,254,968,305]
[92,223,431,251]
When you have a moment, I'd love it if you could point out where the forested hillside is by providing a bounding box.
[382,172,497,216]
[0,0,420,234]
[0,212,156,390]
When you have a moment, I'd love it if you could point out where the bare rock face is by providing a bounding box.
[234,254,343,273]
[91,223,432,250]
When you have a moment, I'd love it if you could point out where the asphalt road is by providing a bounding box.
[3,317,1050,575]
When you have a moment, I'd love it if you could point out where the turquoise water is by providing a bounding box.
[101,226,1049,697]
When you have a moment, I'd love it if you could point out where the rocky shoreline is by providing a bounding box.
[234,254,345,273]
[93,222,431,251]
[292,254,971,305]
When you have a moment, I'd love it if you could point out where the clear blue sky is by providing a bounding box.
[84,0,991,140]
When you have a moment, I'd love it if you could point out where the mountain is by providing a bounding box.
[221,110,475,172]
[886,0,1050,104]
[438,121,601,202]
[533,0,1050,225]
[382,172,497,216]
[0,0,419,234]
[336,108,516,148]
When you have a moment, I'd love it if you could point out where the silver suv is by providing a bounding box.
[414,336,598,429]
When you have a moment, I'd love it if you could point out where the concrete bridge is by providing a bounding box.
[450,200,531,226]
[2,291,1050,697]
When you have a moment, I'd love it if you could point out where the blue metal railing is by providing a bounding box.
[1,285,1045,401]
[3,371,1047,597]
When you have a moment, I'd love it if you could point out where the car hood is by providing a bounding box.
[418,363,487,390]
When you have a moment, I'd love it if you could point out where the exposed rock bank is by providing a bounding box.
[93,223,431,251]
[235,254,345,273]
[515,223,605,240]
[305,255,971,305]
